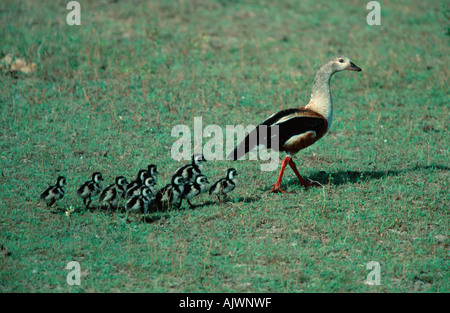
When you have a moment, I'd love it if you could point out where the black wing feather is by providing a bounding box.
[227,109,325,160]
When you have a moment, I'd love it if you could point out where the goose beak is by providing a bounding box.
[348,62,361,72]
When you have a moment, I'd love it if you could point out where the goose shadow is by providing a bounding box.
[283,164,449,187]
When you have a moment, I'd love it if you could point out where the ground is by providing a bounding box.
[0,0,448,292]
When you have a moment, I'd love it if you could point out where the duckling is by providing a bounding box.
[173,154,206,183]
[143,175,157,194]
[99,176,129,212]
[155,174,185,211]
[147,164,158,184]
[77,172,103,209]
[116,176,129,199]
[40,176,66,208]
[125,169,150,198]
[209,168,238,202]
[125,175,156,199]
[180,174,209,208]
[125,186,153,216]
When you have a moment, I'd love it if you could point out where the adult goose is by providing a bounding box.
[227,56,361,193]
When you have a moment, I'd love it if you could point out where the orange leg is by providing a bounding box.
[288,158,321,188]
[288,158,308,186]
[271,156,320,193]
[270,156,292,193]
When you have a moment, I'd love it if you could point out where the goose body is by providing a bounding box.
[99,176,129,211]
[40,176,66,208]
[77,172,103,208]
[209,168,238,201]
[173,154,206,183]
[227,56,361,193]
[181,174,209,207]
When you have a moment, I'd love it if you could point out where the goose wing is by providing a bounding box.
[227,108,327,160]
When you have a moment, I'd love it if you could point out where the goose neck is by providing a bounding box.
[306,65,335,129]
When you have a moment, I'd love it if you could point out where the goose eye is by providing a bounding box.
[339,58,344,63]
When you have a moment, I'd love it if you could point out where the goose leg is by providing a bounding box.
[288,158,321,188]
[270,155,292,193]
[86,198,92,210]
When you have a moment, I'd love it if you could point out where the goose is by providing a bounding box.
[141,175,157,197]
[125,186,153,215]
[99,176,129,212]
[125,175,156,199]
[77,172,103,209]
[227,56,362,193]
[147,164,158,184]
[155,174,185,210]
[209,168,238,202]
[180,174,209,208]
[40,176,66,208]
[173,154,206,183]
[125,169,150,198]
[116,176,129,199]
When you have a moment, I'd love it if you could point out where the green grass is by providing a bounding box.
[0,0,448,292]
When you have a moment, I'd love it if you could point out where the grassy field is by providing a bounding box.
[0,0,448,292]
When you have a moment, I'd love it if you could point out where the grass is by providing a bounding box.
[0,0,448,292]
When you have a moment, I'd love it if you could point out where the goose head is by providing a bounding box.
[328,56,362,73]
[92,172,103,183]
[195,174,209,185]
[172,175,185,186]
[144,176,156,187]
[147,164,158,176]
[140,186,152,198]
[226,168,238,180]
[116,176,129,187]
[137,169,149,182]
[57,176,66,187]
[192,154,206,166]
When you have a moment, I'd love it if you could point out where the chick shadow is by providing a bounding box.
[142,195,261,219]
[283,164,449,188]
[194,196,260,207]
[142,212,170,224]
